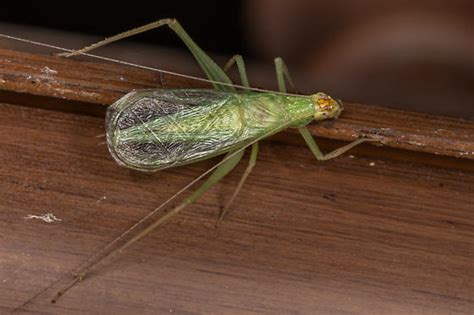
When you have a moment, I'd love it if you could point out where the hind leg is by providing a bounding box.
[59,18,233,91]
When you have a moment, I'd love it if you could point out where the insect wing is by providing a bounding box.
[106,89,244,171]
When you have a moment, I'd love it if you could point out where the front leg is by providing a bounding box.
[298,126,374,161]
[274,57,374,161]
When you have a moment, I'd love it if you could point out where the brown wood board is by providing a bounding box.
[0,48,473,160]
[0,48,473,314]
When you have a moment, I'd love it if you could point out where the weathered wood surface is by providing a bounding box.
[0,48,473,314]
[0,48,473,160]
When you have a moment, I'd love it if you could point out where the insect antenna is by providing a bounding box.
[0,33,301,97]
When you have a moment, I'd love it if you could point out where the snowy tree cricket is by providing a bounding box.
[13,18,375,306]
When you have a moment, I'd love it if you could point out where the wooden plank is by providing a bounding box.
[1,101,473,313]
[0,48,473,160]
[1,44,473,314]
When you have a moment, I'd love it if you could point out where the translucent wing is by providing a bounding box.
[106,89,243,171]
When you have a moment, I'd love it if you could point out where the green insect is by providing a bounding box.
[48,18,371,302]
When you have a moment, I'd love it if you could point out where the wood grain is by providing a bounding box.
[0,48,473,160]
[0,47,473,314]
[1,101,473,314]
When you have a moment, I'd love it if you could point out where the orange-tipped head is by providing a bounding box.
[310,92,343,121]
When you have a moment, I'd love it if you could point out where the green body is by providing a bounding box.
[107,89,316,171]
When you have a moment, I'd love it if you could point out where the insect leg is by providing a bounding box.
[274,57,373,160]
[298,126,373,161]
[215,55,258,223]
[223,55,250,88]
[57,19,176,57]
[274,57,296,93]
[50,149,245,303]
[217,142,258,224]
[58,18,234,91]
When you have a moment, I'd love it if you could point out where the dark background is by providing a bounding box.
[1,1,473,119]
[0,2,246,55]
